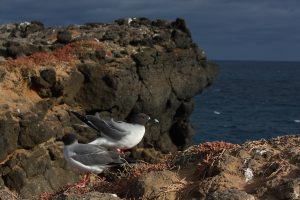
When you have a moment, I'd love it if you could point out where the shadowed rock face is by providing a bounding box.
[0,18,218,198]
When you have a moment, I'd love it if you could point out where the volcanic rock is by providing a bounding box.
[0,18,218,198]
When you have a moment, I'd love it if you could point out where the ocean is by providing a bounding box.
[191,60,300,144]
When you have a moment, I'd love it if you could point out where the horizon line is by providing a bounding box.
[209,59,300,63]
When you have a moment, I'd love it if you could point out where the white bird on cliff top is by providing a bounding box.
[70,111,158,152]
[62,133,123,174]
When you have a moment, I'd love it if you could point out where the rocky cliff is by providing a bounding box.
[0,18,218,198]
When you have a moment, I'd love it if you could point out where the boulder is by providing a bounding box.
[57,30,73,44]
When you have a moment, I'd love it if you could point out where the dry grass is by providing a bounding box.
[38,142,238,199]
[70,40,103,57]
[171,142,238,175]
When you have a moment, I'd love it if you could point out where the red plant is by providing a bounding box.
[4,40,105,69]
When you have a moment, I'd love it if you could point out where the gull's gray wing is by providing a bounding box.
[70,111,129,140]
[86,115,129,140]
[70,111,100,133]
[72,143,106,155]
[71,152,122,166]
[71,144,122,166]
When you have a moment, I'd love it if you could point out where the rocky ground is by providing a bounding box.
[35,135,299,200]
[0,18,299,200]
[0,18,218,198]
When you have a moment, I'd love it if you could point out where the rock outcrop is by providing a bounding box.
[0,18,218,198]
[47,135,300,200]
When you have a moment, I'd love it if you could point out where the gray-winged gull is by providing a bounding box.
[70,111,158,151]
[62,133,123,174]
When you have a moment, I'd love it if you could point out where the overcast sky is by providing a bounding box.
[1,0,299,61]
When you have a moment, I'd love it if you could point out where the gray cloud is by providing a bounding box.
[0,0,299,61]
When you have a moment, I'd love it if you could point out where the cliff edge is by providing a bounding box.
[0,18,218,198]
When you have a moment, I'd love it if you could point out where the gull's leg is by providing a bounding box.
[117,148,125,154]
[75,173,90,188]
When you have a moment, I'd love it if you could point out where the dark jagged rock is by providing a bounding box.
[24,21,45,36]
[0,66,6,82]
[0,18,218,197]
[4,167,26,191]
[75,62,140,116]
[169,119,194,149]
[0,112,20,161]
[31,74,52,88]
[18,100,55,148]
[40,68,56,85]
[175,99,195,118]
[2,141,79,199]
[171,29,192,48]
[57,30,72,44]
[171,18,191,36]
[152,19,171,28]
[277,178,300,200]
[30,69,64,98]
[6,41,40,58]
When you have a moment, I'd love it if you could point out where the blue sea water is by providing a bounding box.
[191,60,300,144]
